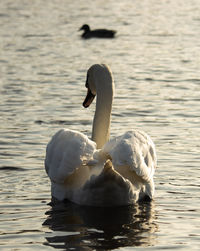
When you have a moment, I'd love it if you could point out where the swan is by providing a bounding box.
[79,24,116,39]
[45,64,157,207]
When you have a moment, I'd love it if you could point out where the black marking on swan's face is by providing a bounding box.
[85,67,97,96]
[85,73,89,88]
[83,72,96,108]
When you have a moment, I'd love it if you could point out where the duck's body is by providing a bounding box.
[79,24,116,39]
[45,64,157,207]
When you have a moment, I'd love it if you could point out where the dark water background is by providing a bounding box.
[0,0,200,250]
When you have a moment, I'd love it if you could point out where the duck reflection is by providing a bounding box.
[43,200,158,250]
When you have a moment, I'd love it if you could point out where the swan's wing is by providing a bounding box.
[45,129,96,184]
[102,130,157,182]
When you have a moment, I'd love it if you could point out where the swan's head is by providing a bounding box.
[83,64,113,108]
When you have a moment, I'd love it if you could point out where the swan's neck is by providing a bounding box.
[92,77,114,149]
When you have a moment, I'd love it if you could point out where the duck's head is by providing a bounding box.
[79,24,90,32]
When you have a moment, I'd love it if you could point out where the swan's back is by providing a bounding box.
[45,129,140,205]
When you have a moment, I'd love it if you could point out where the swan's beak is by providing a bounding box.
[83,89,95,108]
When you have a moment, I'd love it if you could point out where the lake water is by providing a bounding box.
[0,0,200,250]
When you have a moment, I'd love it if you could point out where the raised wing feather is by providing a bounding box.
[102,130,157,182]
[45,129,96,183]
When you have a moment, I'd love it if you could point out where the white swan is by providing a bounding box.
[45,64,157,206]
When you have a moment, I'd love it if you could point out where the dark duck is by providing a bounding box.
[79,24,116,39]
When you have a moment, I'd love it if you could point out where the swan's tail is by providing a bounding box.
[74,159,138,206]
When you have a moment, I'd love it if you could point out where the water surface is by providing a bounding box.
[0,0,200,250]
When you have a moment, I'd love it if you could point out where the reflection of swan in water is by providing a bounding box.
[45,64,157,206]
[43,201,158,249]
